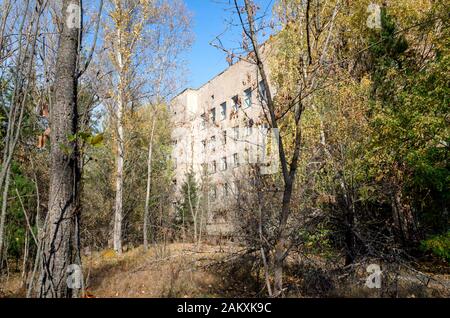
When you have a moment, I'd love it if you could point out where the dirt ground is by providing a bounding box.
[83,242,242,298]
[0,242,244,298]
[1,242,449,298]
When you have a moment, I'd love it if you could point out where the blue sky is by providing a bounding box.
[184,0,237,89]
[183,0,274,89]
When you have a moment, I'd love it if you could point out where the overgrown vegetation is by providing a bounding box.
[0,0,448,298]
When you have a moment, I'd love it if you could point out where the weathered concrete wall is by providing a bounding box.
[170,46,276,235]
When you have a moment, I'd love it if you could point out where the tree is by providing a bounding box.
[366,5,449,245]
[101,0,192,254]
[176,170,201,242]
[103,0,153,254]
[142,0,192,251]
[143,112,156,251]
[0,0,44,268]
[38,0,82,298]
[230,0,341,296]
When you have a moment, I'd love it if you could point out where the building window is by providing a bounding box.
[210,185,217,200]
[233,153,239,167]
[223,183,229,197]
[258,80,267,101]
[232,95,239,112]
[210,107,216,123]
[244,88,252,108]
[210,135,216,152]
[211,160,217,174]
[222,130,227,145]
[200,113,206,130]
[220,102,227,120]
[201,139,207,153]
[201,163,208,175]
[233,126,239,140]
[220,157,227,171]
[232,181,239,195]
[246,125,253,137]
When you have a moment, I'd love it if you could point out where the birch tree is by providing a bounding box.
[142,0,192,251]
[103,0,153,254]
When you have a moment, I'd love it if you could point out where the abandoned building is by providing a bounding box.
[170,46,278,235]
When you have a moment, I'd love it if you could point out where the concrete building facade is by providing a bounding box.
[170,49,278,235]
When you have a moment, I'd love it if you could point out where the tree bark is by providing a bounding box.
[187,173,198,242]
[0,168,11,263]
[113,96,124,254]
[273,181,294,296]
[113,25,125,254]
[38,0,81,298]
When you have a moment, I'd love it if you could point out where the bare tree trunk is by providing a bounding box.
[113,97,124,254]
[0,168,11,264]
[240,0,294,297]
[143,115,156,252]
[187,136,198,243]
[0,1,12,59]
[112,24,126,255]
[38,0,81,298]
[187,177,198,243]
[21,230,29,286]
[256,172,272,297]
[237,0,306,297]
[0,0,38,263]
[198,197,204,245]
[273,181,294,296]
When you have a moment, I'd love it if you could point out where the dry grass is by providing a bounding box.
[84,242,239,298]
[1,242,448,298]
[0,242,238,298]
[0,272,24,298]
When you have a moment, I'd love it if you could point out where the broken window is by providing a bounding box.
[232,95,239,112]
[244,88,252,108]
[220,102,226,120]
[220,157,227,171]
[200,113,206,130]
[233,153,239,167]
[210,107,216,123]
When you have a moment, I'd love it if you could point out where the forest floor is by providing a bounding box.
[1,242,449,298]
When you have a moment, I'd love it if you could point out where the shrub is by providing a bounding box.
[420,231,450,262]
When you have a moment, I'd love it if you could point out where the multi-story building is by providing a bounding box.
[170,49,278,235]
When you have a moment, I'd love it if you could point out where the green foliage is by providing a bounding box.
[175,170,199,225]
[81,104,174,248]
[367,8,449,236]
[421,231,450,262]
[369,7,409,102]
[67,131,105,147]
[270,0,448,263]
[300,226,335,259]
[5,162,35,259]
